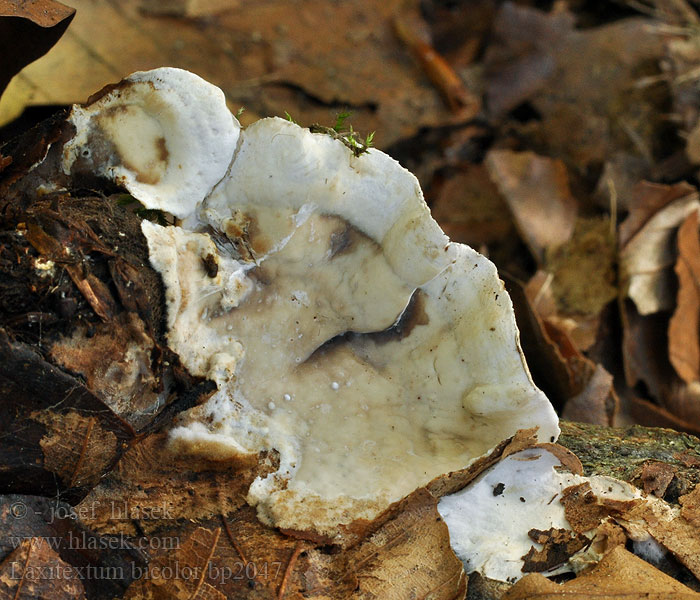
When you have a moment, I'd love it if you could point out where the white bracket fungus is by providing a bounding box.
[63,68,559,541]
[63,68,239,219]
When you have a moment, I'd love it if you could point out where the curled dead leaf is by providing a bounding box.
[485,150,577,264]
[503,546,700,600]
[0,0,75,98]
[620,189,700,315]
[669,209,700,384]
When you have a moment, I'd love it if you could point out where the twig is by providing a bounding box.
[277,541,304,600]
[393,12,480,118]
[607,176,618,241]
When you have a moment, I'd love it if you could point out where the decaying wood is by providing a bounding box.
[558,421,700,504]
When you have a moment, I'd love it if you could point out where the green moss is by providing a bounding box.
[559,421,700,503]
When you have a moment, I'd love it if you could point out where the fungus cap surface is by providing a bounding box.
[63,67,239,219]
[63,70,559,540]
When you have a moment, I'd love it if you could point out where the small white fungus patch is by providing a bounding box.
[438,447,642,582]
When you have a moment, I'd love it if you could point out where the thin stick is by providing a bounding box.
[277,542,304,600]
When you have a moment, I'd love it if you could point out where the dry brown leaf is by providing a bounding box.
[620,191,700,315]
[119,490,466,600]
[303,490,466,600]
[687,122,700,165]
[485,150,578,263]
[510,271,617,424]
[663,382,700,435]
[124,526,228,600]
[3,0,458,146]
[122,508,303,599]
[636,461,678,498]
[216,0,461,143]
[624,497,700,581]
[503,274,575,414]
[620,266,700,430]
[0,0,75,98]
[76,431,271,536]
[669,210,700,383]
[0,329,134,501]
[591,520,628,559]
[0,495,147,598]
[525,270,601,352]
[534,443,584,476]
[562,364,618,427]
[49,314,162,427]
[680,486,700,528]
[485,4,574,117]
[1,0,237,127]
[620,298,675,403]
[33,411,119,490]
[430,164,515,251]
[619,181,697,248]
[485,4,667,172]
[426,428,542,499]
[503,546,700,600]
[0,537,86,600]
[625,393,700,437]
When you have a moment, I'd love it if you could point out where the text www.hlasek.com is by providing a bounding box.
[9,531,180,552]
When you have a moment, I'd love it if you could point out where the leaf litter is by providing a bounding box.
[5,0,700,598]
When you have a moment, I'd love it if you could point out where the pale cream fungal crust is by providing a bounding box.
[65,69,559,541]
[62,67,239,219]
[437,447,642,582]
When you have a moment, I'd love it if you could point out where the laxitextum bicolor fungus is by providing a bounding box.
[60,67,559,545]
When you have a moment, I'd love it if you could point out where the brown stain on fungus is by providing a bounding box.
[369,290,429,344]
[84,79,150,106]
[93,105,168,186]
[224,212,266,260]
[304,291,430,363]
[156,136,169,163]
[329,222,359,258]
